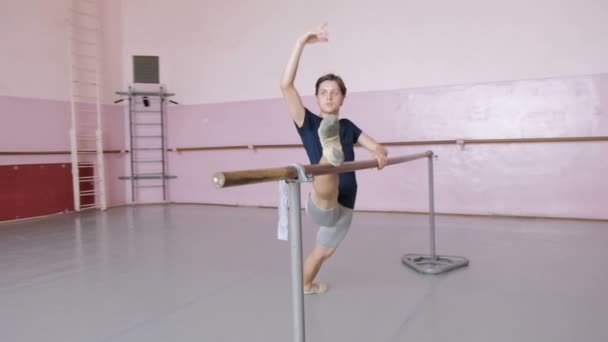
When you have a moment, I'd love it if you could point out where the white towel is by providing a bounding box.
[277,180,289,240]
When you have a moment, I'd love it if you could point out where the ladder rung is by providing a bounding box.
[78,162,94,165]
[79,176,98,181]
[77,135,97,140]
[133,110,161,113]
[116,91,174,97]
[82,179,102,183]
[70,9,98,18]
[80,190,96,195]
[130,174,167,180]
[136,185,164,188]
[133,160,163,163]
[71,39,97,46]
[76,127,97,136]
[73,67,96,73]
[76,129,98,134]
[71,25,99,32]
[75,130,99,134]
[73,53,97,59]
[73,81,98,86]
[77,150,97,154]
[133,123,161,126]
[133,135,162,138]
[132,148,163,151]
[80,204,99,210]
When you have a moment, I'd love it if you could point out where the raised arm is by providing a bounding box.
[280,23,329,127]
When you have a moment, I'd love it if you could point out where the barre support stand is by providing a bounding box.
[401,153,469,274]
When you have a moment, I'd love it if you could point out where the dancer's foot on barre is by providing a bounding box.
[318,115,343,166]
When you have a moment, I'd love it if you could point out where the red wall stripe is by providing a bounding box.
[0,163,93,222]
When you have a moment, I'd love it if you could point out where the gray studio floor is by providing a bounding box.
[0,204,607,342]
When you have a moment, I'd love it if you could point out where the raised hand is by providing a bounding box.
[300,23,329,45]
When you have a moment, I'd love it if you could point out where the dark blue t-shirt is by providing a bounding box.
[295,108,363,209]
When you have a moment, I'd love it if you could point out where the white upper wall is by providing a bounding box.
[0,0,123,102]
[2,0,607,103]
[121,0,608,104]
[1,0,70,100]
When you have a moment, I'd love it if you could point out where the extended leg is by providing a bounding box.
[313,115,343,209]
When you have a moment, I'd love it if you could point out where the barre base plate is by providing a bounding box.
[402,254,469,275]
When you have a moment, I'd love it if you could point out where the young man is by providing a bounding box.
[280,23,388,294]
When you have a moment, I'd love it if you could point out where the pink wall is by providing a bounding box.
[116,0,607,219]
[164,74,608,220]
[0,0,125,214]
[0,95,127,208]
[2,0,607,220]
[0,97,72,155]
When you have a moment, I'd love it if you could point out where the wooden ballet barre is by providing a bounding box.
[212,151,433,188]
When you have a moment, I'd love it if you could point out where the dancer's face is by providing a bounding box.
[316,80,344,115]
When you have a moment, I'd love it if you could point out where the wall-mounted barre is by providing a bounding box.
[0,150,125,156]
[177,135,608,154]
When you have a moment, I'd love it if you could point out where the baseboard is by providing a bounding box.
[4,202,606,224]
[0,211,68,225]
[170,202,608,223]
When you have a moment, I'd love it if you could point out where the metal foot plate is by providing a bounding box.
[402,254,469,275]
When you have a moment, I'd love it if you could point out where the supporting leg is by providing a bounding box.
[303,244,335,293]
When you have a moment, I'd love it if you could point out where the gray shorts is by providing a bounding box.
[306,195,354,248]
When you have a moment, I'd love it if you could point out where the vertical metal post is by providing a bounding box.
[288,181,305,342]
[160,86,167,201]
[403,152,469,274]
[128,87,135,203]
[428,154,437,259]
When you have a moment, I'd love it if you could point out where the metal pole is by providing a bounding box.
[428,155,437,259]
[403,153,469,274]
[288,181,305,342]
[128,87,135,203]
[160,86,167,201]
